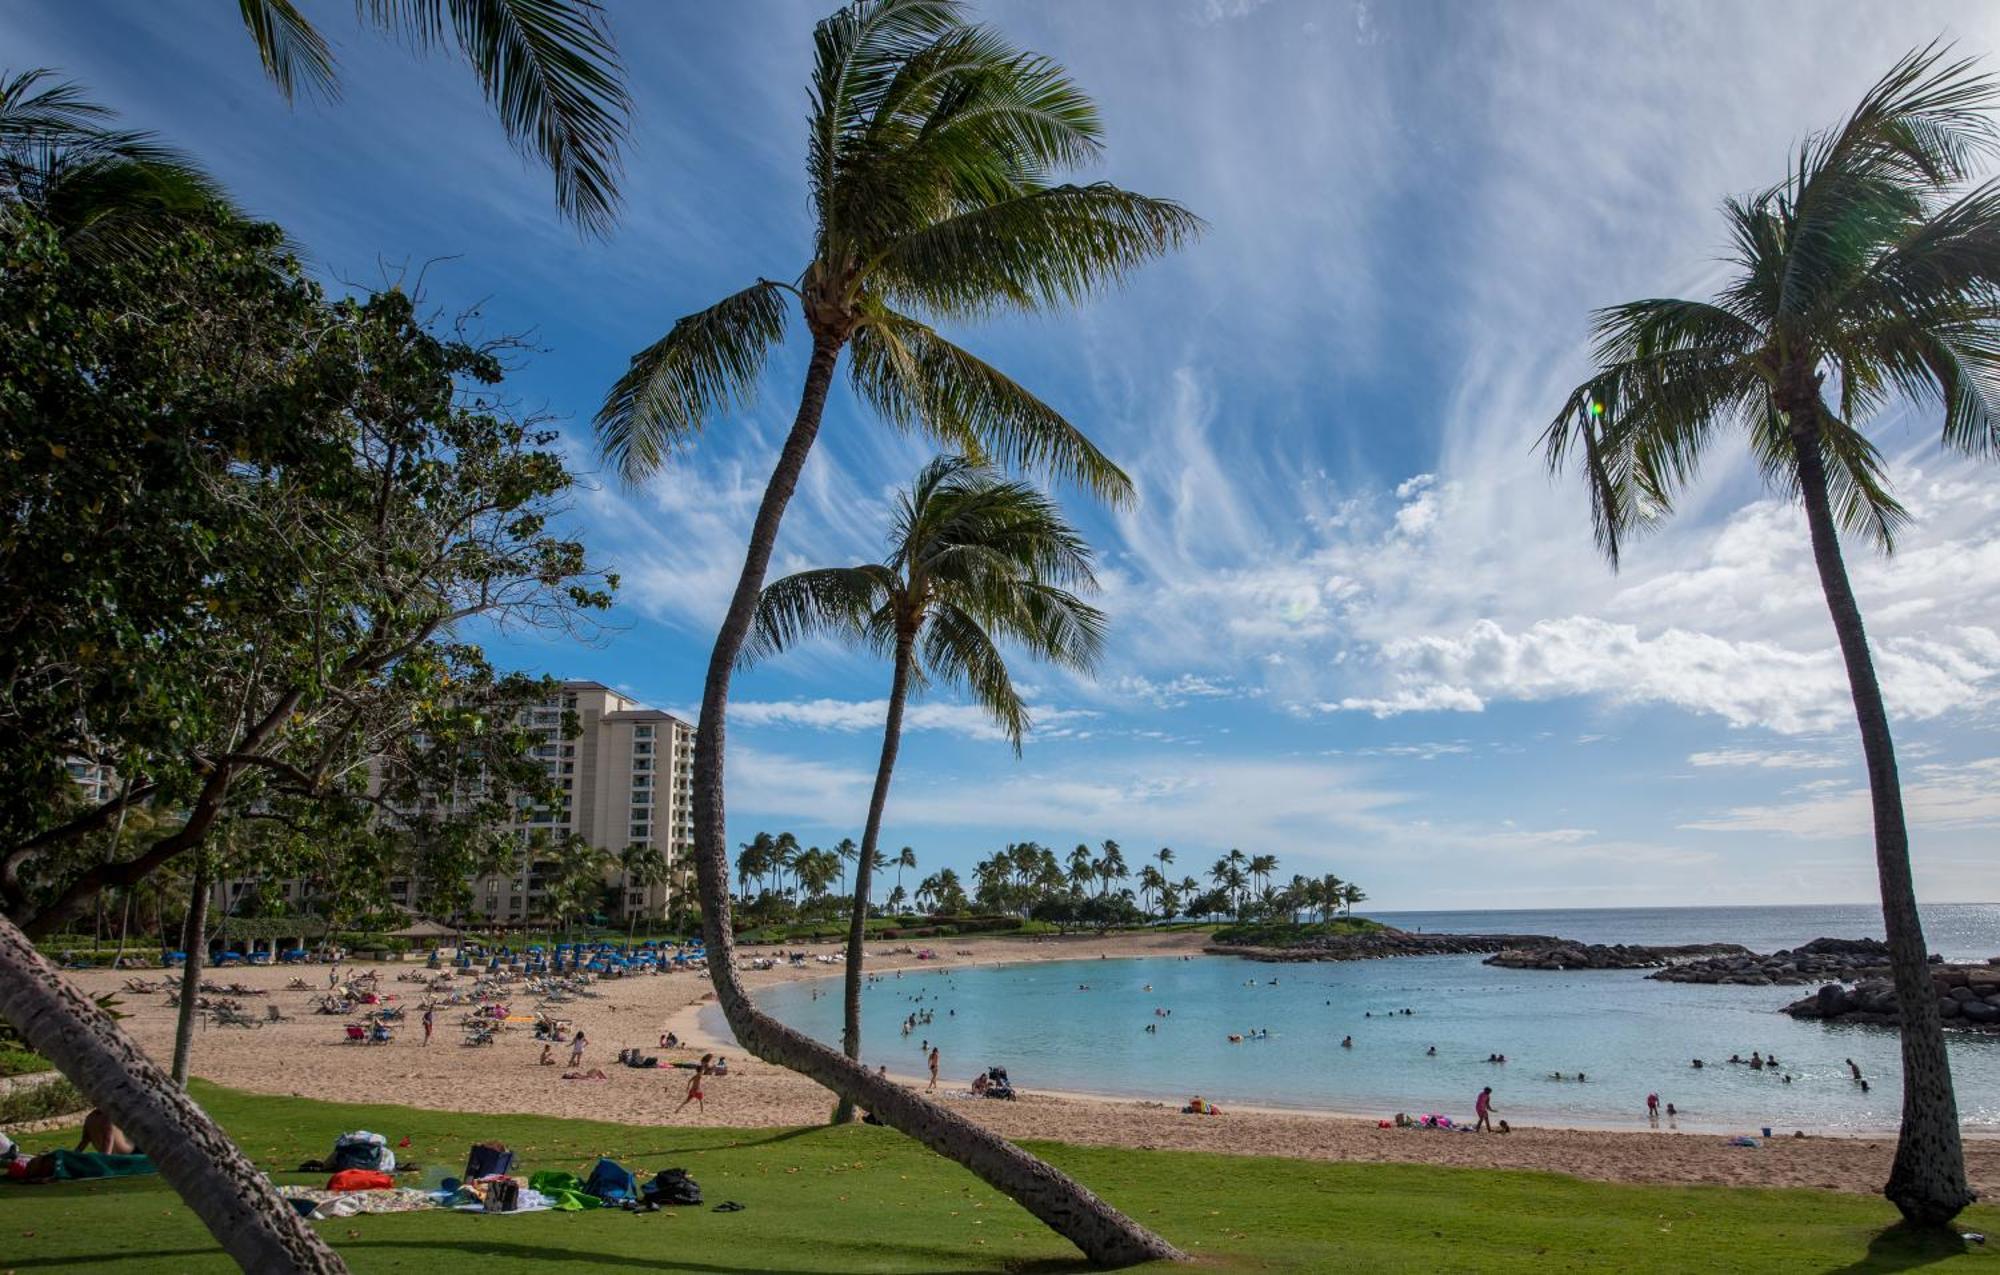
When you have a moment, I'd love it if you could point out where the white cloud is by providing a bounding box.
[1683,758,2000,839]
[729,697,1098,743]
[1687,747,1847,771]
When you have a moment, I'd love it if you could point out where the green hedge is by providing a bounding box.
[0,1078,84,1125]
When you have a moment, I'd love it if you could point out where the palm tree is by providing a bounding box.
[932,867,967,915]
[773,831,802,902]
[1542,45,2000,1226]
[735,832,774,900]
[594,1,1192,1257]
[235,0,629,234]
[1248,853,1278,899]
[619,843,670,947]
[748,454,1104,1120]
[475,836,523,921]
[913,873,939,913]
[1136,864,1164,917]
[894,846,917,902]
[885,883,908,914]
[833,836,859,896]
[1068,844,1097,892]
[1095,839,1127,897]
[1341,883,1367,918]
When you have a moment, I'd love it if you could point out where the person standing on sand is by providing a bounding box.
[674,1053,713,1114]
[569,1029,587,1068]
[421,1006,434,1046]
[927,1046,941,1092]
[1475,1086,1496,1132]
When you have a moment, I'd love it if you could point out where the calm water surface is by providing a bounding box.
[750,905,2000,1133]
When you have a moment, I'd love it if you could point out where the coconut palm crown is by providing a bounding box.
[597,0,1199,500]
[1543,42,2000,1228]
[744,454,1105,745]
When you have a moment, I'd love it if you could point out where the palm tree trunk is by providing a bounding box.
[684,333,1183,1266]
[0,912,347,1271]
[832,629,915,1125]
[1796,428,1971,1226]
[171,860,209,1086]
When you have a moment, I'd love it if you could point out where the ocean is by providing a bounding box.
[749,904,2000,1133]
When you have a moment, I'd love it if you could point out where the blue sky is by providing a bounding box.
[15,1,2000,909]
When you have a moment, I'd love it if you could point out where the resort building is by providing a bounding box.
[205,680,695,927]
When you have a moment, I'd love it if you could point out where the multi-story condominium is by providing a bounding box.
[206,680,695,926]
[472,680,696,924]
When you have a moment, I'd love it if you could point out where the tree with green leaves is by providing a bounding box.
[1543,44,2000,1226]
[0,200,608,1274]
[893,845,917,900]
[593,1,1192,1260]
[748,455,1104,1122]
[234,0,629,234]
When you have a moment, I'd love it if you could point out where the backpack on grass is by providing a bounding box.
[643,1167,702,1206]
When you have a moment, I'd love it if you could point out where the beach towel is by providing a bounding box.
[279,1185,436,1218]
[44,1150,155,1181]
[584,1158,637,1203]
[527,1169,603,1211]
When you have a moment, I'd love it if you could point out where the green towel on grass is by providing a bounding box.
[527,1170,603,1211]
[50,1150,155,1180]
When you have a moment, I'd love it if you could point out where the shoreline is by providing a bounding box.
[677,959,1962,1142]
[56,931,2000,1197]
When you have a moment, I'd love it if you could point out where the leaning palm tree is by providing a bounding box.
[594,3,1193,1261]
[1543,44,2000,1226]
[746,454,1106,1123]
[893,845,917,902]
[235,0,629,234]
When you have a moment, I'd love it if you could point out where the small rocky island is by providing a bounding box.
[1206,922,1559,963]
[1781,962,2000,1031]
[1646,937,1901,986]
[1483,941,1749,971]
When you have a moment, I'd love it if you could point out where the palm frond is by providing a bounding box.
[809,0,963,236]
[849,308,1132,505]
[238,0,338,102]
[1544,298,1763,564]
[359,0,630,236]
[870,182,1201,317]
[0,68,117,142]
[595,280,788,482]
[920,599,1029,751]
[741,566,895,668]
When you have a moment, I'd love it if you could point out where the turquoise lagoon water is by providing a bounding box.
[747,904,2000,1133]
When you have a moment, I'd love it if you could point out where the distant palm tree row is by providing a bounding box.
[733,830,1364,926]
[974,841,1364,923]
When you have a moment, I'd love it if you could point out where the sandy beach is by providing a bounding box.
[62,931,2000,1198]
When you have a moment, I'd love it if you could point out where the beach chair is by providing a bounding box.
[265,1003,289,1023]
[212,1005,261,1029]
[344,1023,368,1044]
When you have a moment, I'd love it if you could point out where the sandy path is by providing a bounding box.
[61,932,2000,1198]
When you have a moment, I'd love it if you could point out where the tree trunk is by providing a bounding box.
[171,860,210,1087]
[1796,428,1972,1226]
[832,629,916,1125]
[684,333,1182,1266]
[0,911,346,1272]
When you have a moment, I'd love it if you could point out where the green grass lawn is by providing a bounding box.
[2,1083,1993,1273]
